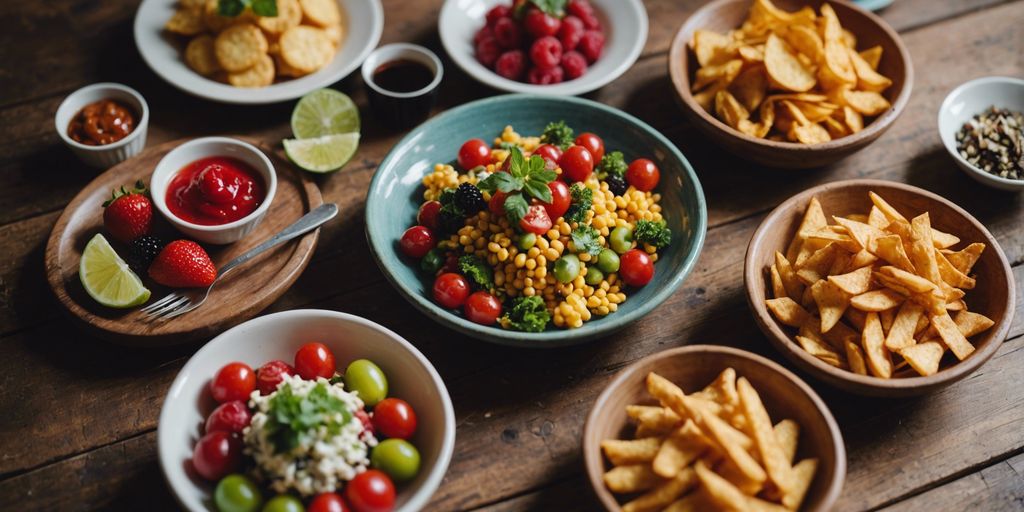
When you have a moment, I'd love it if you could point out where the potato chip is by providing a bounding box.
[791,121,831,144]
[185,35,221,76]
[738,44,765,63]
[166,7,206,36]
[843,89,891,116]
[931,311,975,360]
[844,340,868,375]
[859,45,883,69]
[764,34,816,92]
[730,65,769,112]
[851,289,904,311]
[862,312,893,378]
[848,47,892,93]
[280,25,334,74]
[228,52,275,87]
[692,29,736,67]
[602,437,664,466]
[257,0,303,34]
[605,464,665,493]
[715,90,750,129]
[693,59,743,92]
[781,25,824,63]
[214,23,269,72]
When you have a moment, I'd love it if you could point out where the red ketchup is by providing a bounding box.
[166,156,265,226]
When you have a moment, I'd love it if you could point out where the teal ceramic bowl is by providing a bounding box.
[365,95,707,347]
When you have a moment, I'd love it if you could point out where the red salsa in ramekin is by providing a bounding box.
[166,156,265,226]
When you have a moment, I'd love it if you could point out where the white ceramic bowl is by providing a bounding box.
[158,309,456,512]
[151,137,278,244]
[54,82,149,168]
[439,0,648,96]
[134,0,383,104]
[937,76,1024,191]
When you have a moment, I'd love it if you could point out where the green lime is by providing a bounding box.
[283,133,360,173]
[290,89,360,139]
[79,233,150,308]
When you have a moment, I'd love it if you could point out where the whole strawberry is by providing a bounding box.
[148,240,217,288]
[103,180,152,243]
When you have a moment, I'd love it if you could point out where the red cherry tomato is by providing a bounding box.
[532,144,563,166]
[294,342,337,380]
[399,225,436,259]
[574,132,605,161]
[558,145,594,182]
[192,431,242,481]
[210,362,255,403]
[489,190,508,217]
[205,400,251,434]
[433,273,471,309]
[457,138,492,170]
[372,398,418,440]
[309,492,349,512]
[619,249,655,287]
[345,470,396,512]
[355,409,375,435]
[536,180,570,220]
[625,158,661,192]
[417,201,441,231]
[519,204,553,235]
[256,360,296,395]
[464,291,502,325]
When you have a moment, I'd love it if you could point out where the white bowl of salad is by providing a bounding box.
[157,309,456,512]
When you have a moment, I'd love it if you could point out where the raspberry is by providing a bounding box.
[495,50,526,80]
[454,183,486,214]
[485,5,511,27]
[493,16,522,49]
[605,175,628,196]
[473,26,493,46]
[527,65,565,85]
[561,50,588,80]
[578,30,605,63]
[524,9,561,39]
[127,235,166,273]
[476,36,501,67]
[530,36,563,70]
[558,15,585,51]
[567,0,601,30]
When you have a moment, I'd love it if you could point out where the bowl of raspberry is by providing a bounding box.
[439,0,648,96]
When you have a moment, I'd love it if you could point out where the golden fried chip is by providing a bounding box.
[257,0,303,34]
[782,24,823,63]
[622,467,698,512]
[214,23,269,72]
[872,234,916,272]
[737,377,794,495]
[785,197,828,262]
[862,312,893,378]
[694,59,744,92]
[653,426,706,478]
[848,46,892,93]
[715,90,751,129]
[796,334,844,367]
[843,89,891,116]
[279,25,334,74]
[692,29,735,67]
[299,0,342,27]
[274,53,309,78]
[931,311,975,360]
[228,52,275,87]
[185,34,221,76]
[844,340,868,375]
[166,7,206,36]
[783,458,818,510]
[324,23,344,47]
[859,45,883,69]
[828,266,872,295]
[770,264,788,299]
[954,310,994,338]
[604,464,665,493]
[884,302,924,350]
[730,65,769,112]
[936,250,976,289]
[898,341,945,376]
[851,289,903,312]
[766,297,812,327]
[878,266,938,294]
[602,437,664,466]
[795,243,838,285]
[764,33,816,92]
[811,279,848,333]
[774,252,805,300]
[943,243,985,274]
[738,44,765,63]
[791,122,831,144]
[909,213,942,285]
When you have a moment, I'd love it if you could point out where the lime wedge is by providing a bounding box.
[284,133,360,173]
[291,89,360,139]
[79,233,151,308]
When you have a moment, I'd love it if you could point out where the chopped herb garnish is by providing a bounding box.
[597,151,628,179]
[634,219,672,248]
[503,193,529,226]
[527,0,568,17]
[571,225,603,256]
[563,183,593,224]
[459,255,494,290]
[478,147,557,203]
[540,120,575,150]
[264,382,352,453]
[218,0,278,17]
[502,296,551,332]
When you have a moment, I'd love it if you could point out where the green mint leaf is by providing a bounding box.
[529,0,569,17]
[509,147,527,178]
[502,296,551,332]
[634,219,672,248]
[571,226,603,256]
[597,151,627,179]
[503,193,529,226]
[523,179,552,204]
[218,0,246,17]
[533,168,557,183]
[478,172,522,193]
[251,0,278,16]
[563,183,593,224]
[458,255,494,290]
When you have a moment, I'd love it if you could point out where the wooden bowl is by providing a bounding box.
[744,179,1015,396]
[668,0,913,169]
[583,345,845,512]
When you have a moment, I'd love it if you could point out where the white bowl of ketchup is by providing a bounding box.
[151,137,277,245]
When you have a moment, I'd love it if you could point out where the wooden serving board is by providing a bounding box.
[44,137,323,347]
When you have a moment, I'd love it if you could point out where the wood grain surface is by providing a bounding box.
[0,0,1022,511]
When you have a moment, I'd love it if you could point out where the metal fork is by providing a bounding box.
[142,203,339,320]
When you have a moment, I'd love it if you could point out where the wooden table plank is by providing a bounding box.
[878,452,1024,512]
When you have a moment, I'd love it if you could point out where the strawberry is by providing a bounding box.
[148,240,217,288]
[103,180,152,243]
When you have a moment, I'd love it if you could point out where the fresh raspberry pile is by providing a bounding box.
[474,0,605,85]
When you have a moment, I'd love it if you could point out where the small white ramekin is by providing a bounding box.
[150,137,278,245]
[55,82,149,168]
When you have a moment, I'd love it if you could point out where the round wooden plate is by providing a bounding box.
[45,137,323,347]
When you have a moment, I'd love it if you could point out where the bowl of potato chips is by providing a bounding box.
[745,180,1015,396]
[668,0,912,169]
[583,344,845,511]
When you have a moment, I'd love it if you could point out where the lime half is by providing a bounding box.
[79,233,150,308]
[291,89,360,139]
[284,133,360,173]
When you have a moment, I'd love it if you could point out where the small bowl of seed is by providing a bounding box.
[938,76,1024,191]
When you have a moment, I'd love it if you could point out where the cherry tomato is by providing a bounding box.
[210,362,255,403]
[489,190,508,217]
[625,158,661,192]
[464,291,502,325]
[619,249,655,287]
[294,342,337,380]
[574,132,605,161]
[532,143,563,166]
[535,180,570,220]
[192,431,242,481]
[433,273,471,309]
[417,201,441,231]
[355,409,375,436]
[519,204,553,235]
[558,145,594,182]
[309,492,349,512]
[205,400,251,434]
[372,398,418,440]
[457,138,492,170]
[399,225,436,259]
[345,470,396,512]
[256,360,295,396]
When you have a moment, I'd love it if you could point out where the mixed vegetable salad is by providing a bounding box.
[398,121,673,332]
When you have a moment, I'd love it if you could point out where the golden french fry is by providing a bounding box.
[628,405,683,437]
[622,467,698,512]
[737,377,794,495]
[851,289,904,312]
[884,302,924,350]
[663,492,708,512]
[783,458,819,510]
[898,341,945,376]
[604,464,665,493]
[862,312,893,378]
[601,437,664,466]
[653,424,706,478]
[773,419,800,464]
[931,311,975,360]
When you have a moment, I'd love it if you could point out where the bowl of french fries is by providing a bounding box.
[745,180,1015,396]
[668,0,912,169]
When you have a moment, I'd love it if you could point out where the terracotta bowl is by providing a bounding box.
[744,179,1015,396]
[668,0,913,169]
[583,345,845,512]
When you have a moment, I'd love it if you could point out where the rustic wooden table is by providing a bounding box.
[1,0,1022,510]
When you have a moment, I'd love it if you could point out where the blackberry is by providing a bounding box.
[606,174,628,196]
[127,235,166,273]
[438,210,467,234]
[454,182,486,214]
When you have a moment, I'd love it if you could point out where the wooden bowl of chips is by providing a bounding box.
[745,180,1015,396]
[583,345,845,511]
[668,0,913,169]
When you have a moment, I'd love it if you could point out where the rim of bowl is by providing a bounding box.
[937,76,1024,189]
[743,179,1016,393]
[54,82,150,152]
[150,137,278,233]
[361,43,445,99]
[438,0,648,96]
[365,93,707,347]
[668,0,914,154]
[156,309,457,512]
[582,344,846,511]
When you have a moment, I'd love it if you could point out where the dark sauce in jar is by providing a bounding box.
[67,99,137,146]
[372,59,435,93]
